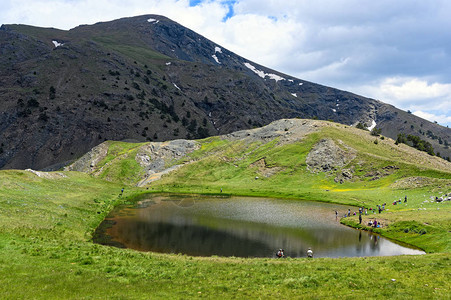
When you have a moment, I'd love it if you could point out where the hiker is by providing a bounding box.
[404,196,407,203]
[276,249,284,258]
[365,208,368,215]
[335,210,338,217]
[348,209,351,217]
[307,248,313,258]
[373,219,378,228]
[119,187,124,197]
[359,213,362,224]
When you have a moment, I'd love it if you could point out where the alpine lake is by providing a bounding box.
[94,195,424,258]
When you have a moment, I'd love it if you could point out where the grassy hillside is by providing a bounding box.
[1,120,450,298]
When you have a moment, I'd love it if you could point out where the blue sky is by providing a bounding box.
[1,0,450,127]
[189,0,236,20]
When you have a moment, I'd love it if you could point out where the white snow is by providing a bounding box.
[267,73,285,81]
[173,83,181,90]
[52,40,63,47]
[332,108,337,113]
[243,62,285,82]
[165,62,171,66]
[336,103,340,107]
[291,93,297,97]
[299,82,303,86]
[212,55,221,64]
[215,46,222,53]
[288,79,294,82]
[244,62,265,78]
[147,18,159,23]
[367,120,377,131]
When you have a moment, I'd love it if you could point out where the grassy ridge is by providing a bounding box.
[1,123,451,298]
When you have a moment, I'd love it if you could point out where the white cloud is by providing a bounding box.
[356,77,451,111]
[413,111,451,127]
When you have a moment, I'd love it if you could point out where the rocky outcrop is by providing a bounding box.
[65,138,199,186]
[306,138,356,173]
[25,168,67,179]
[64,142,109,173]
[136,139,199,186]
[248,158,283,178]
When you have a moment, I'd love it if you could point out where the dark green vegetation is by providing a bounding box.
[1,120,449,298]
[395,132,450,160]
[1,14,450,170]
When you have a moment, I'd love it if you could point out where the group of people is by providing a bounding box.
[275,197,409,259]
[276,248,313,258]
[341,198,403,219]
[393,196,408,205]
[368,219,379,228]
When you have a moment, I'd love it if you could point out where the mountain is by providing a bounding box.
[1,15,450,170]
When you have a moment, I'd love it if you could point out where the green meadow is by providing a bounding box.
[1,122,450,298]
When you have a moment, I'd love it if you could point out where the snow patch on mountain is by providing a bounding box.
[244,62,285,82]
[52,40,63,47]
[212,55,221,64]
[368,120,377,131]
[291,93,297,97]
[147,18,159,23]
[215,46,222,53]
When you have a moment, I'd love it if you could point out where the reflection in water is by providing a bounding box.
[94,196,425,258]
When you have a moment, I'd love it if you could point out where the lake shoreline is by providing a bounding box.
[95,193,426,258]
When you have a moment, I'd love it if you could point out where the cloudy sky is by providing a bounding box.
[2,0,451,127]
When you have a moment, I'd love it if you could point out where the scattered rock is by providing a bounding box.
[248,158,283,178]
[136,139,200,186]
[25,169,67,179]
[334,168,354,183]
[306,138,356,173]
[64,142,109,172]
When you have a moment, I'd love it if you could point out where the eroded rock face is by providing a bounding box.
[64,142,109,173]
[64,139,200,184]
[306,138,356,173]
[334,168,354,183]
[136,139,199,172]
[135,139,200,186]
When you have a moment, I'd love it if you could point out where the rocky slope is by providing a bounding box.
[1,15,450,169]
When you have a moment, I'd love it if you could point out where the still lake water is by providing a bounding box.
[94,195,424,258]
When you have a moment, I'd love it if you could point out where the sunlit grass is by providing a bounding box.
[1,122,450,298]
